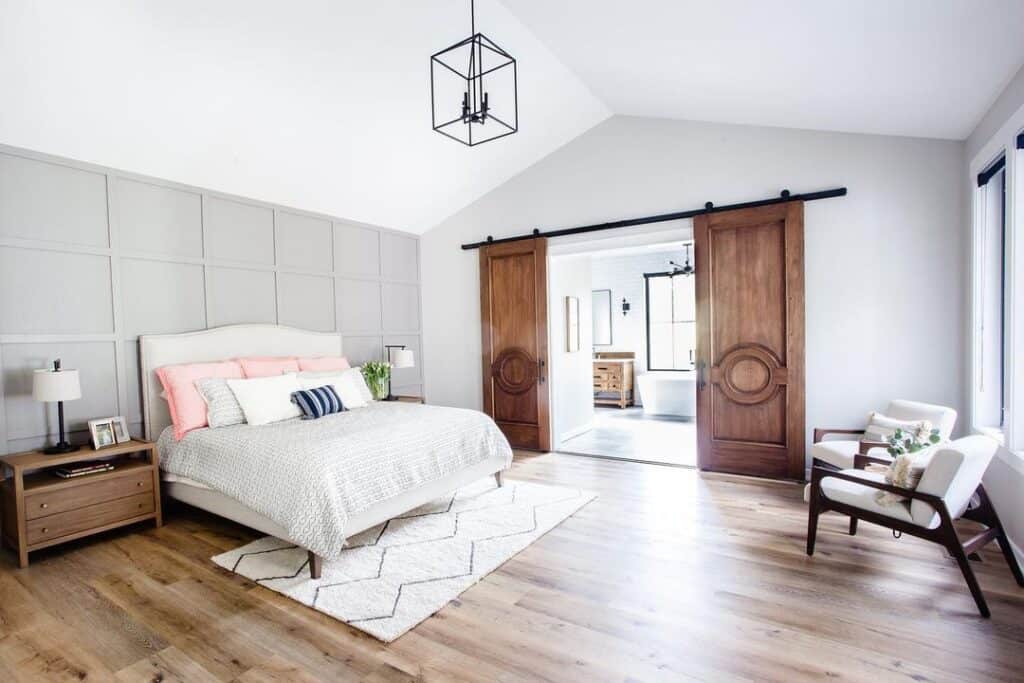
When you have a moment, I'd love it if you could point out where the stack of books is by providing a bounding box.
[54,461,115,479]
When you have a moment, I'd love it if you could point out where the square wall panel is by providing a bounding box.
[278,273,334,332]
[121,258,206,337]
[117,178,203,258]
[0,247,114,334]
[384,335,422,387]
[381,283,420,332]
[205,196,275,265]
[381,232,419,282]
[336,278,382,333]
[335,222,380,277]
[277,212,332,271]
[0,153,109,247]
[207,266,277,327]
[343,335,383,366]
[2,341,119,440]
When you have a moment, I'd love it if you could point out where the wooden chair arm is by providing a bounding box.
[810,466,945,506]
[858,440,889,455]
[813,428,865,443]
[853,453,892,469]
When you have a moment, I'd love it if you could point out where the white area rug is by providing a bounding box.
[212,478,596,642]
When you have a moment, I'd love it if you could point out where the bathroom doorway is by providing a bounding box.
[548,237,698,467]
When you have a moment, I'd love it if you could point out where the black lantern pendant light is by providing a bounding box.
[430,0,518,146]
[669,244,695,276]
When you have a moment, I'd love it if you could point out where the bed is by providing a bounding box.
[140,324,512,578]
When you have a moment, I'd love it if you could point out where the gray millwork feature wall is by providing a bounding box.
[0,145,423,455]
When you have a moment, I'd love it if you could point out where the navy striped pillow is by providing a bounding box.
[290,384,346,419]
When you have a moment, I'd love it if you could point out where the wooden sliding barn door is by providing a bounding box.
[480,238,551,451]
[694,202,805,479]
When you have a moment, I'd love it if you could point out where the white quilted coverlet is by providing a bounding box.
[157,402,513,558]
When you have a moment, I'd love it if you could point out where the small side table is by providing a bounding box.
[394,395,425,404]
[1,439,162,568]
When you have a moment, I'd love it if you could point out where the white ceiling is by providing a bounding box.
[0,1,608,234]
[502,0,1024,140]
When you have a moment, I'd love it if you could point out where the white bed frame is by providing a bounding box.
[139,324,507,577]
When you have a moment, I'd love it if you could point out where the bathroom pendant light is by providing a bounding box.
[430,0,518,146]
[669,244,695,276]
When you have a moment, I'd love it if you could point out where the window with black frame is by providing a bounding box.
[645,272,696,371]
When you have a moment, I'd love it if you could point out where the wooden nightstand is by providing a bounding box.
[1,439,162,568]
[394,395,425,404]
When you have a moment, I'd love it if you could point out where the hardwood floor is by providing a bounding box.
[2,452,1023,681]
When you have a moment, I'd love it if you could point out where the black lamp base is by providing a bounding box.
[43,442,80,455]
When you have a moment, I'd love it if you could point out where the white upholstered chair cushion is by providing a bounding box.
[811,440,890,470]
[884,400,957,441]
[819,469,925,526]
[910,435,998,526]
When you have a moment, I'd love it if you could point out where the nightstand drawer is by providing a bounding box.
[27,492,154,546]
[25,469,153,520]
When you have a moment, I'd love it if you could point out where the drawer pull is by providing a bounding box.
[136,482,143,487]
[41,527,48,534]
[40,503,48,509]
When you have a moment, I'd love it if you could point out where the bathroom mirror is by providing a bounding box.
[592,289,612,346]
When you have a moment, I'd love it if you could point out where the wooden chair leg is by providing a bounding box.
[849,516,858,536]
[807,490,821,557]
[308,551,323,580]
[996,532,1024,587]
[946,535,990,618]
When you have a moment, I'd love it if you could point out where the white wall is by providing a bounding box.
[591,247,688,390]
[548,255,593,445]
[421,116,965,460]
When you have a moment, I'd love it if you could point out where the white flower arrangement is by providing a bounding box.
[875,421,941,507]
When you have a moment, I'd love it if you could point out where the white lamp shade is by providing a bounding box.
[33,369,81,402]
[393,349,415,369]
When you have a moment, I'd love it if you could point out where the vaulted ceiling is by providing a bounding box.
[503,0,1024,140]
[2,1,1022,236]
[0,1,609,234]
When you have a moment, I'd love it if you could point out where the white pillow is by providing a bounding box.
[864,412,930,443]
[226,373,303,426]
[298,371,367,409]
[351,367,374,402]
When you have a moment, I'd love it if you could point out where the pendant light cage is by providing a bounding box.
[431,1,518,146]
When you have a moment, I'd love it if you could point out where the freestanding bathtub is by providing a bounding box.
[636,371,697,418]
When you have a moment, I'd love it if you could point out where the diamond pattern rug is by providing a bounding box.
[212,478,596,642]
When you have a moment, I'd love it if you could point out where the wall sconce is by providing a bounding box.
[621,297,631,316]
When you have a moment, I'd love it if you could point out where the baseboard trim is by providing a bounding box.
[1009,537,1024,566]
[557,420,594,444]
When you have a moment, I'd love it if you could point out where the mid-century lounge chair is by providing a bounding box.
[806,435,1024,617]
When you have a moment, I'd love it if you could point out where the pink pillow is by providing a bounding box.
[238,356,300,378]
[156,360,243,440]
[297,356,351,372]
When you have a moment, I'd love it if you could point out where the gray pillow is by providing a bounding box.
[196,377,246,428]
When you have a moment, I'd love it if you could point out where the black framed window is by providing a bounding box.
[644,272,695,371]
[977,154,1006,429]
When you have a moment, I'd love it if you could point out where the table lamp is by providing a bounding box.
[383,345,415,400]
[33,359,82,454]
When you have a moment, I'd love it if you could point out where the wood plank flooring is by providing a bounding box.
[2,452,1023,681]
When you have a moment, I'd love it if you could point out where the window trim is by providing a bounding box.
[968,117,1024,463]
[643,270,695,372]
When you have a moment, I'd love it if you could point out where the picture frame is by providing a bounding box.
[565,296,580,352]
[111,415,130,444]
[87,418,117,450]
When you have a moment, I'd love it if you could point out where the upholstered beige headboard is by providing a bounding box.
[139,324,343,440]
